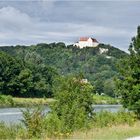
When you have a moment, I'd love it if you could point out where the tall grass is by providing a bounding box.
[0,122,24,139]
[21,107,45,138]
[0,108,139,139]
[93,110,136,127]
[70,122,140,140]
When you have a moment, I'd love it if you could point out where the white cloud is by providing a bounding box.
[0,6,34,31]
[0,6,135,52]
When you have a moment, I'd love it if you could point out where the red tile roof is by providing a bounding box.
[79,37,98,43]
[79,37,89,41]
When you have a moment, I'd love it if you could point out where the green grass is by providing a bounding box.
[0,94,55,107]
[69,122,140,140]
[1,122,140,140]
[12,97,55,107]
[0,107,139,140]
[0,94,119,107]
[14,95,119,107]
[93,94,120,104]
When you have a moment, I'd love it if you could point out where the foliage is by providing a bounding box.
[0,94,119,108]
[44,112,64,137]
[70,121,140,140]
[0,122,24,139]
[116,26,140,118]
[0,51,23,96]
[13,97,55,107]
[0,43,127,97]
[93,111,136,127]
[0,51,57,97]
[0,94,14,107]
[47,76,94,133]
[93,94,119,104]
[103,79,116,97]
[21,107,45,138]
[0,110,138,139]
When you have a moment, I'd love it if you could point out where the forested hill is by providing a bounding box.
[0,43,127,97]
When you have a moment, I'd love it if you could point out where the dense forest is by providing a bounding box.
[0,43,127,97]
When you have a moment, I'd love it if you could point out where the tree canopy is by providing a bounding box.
[0,51,57,97]
[116,26,140,117]
[0,43,127,97]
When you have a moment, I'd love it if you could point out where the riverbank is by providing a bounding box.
[0,103,139,140]
[13,98,55,107]
[0,94,55,107]
[93,95,120,104]
[0,94,119,107]
[0,116,139,140]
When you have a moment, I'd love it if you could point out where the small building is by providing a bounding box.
[74,37,99,48]
[80,79,88,84]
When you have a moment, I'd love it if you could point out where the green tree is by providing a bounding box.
[10,69,34,97]
[116,26,140,118]
[0,51,57,97]
[50,76,94,132]
[24,51,43,66]
[104,79,115,97]
[0,51,23,95]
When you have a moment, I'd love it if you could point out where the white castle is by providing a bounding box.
[74,37,99,48]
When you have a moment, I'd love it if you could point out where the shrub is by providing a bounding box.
[51,76,94,133]
[21,107,45,138]
[116,111,136,126]
[44,112,64,137]
[0,94,14,107]
[93,111,136,128]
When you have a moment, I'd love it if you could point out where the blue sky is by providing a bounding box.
[0,1,140,52]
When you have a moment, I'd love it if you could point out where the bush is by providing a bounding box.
[116,111,136,126]
[44,112,64,137]
[51,76,94,133]
[21,107,45,138]
[0,94,14,107]
[93,111,136,128]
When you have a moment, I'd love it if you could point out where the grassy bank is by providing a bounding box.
[70,122,140,140]
[0,94,119,107]
[13,97,55,107]
[0,94,55,107]
[1,123,140,140]
[93,94,120,104]
[0,110,139,140]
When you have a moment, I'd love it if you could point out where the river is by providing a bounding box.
[0,105,123,124]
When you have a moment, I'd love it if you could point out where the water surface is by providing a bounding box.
[0,105,123,124]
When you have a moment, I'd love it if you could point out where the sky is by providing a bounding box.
[0,0,140,52]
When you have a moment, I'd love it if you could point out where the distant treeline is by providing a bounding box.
[0,42,127,97]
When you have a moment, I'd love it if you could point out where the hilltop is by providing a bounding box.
[0,43,127,97]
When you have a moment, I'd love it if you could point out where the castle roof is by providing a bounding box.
[79,37,98,43]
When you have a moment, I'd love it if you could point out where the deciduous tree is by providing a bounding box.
[116,26,140,118]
